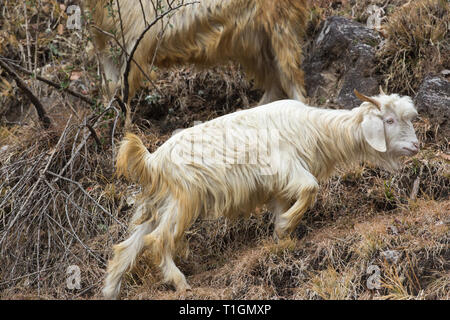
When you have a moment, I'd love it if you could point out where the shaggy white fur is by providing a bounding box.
[103,91,419,299]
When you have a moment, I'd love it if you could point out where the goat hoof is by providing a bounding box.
[177,284,192,293]
[273,228,287,242]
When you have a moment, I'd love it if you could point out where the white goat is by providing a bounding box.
[103,90,419,299]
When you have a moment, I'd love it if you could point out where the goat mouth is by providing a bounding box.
[402,147,419,155]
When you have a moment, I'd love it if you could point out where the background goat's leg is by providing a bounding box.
[277,61,306,103]
[270,29,306,103]
[258,76,286,105]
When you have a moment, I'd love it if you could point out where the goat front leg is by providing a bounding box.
[268,197,290,241]
[274,180,318,239]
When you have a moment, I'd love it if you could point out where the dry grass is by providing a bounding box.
[129,65,262,134]
[377,0,449,94]
[115,198,448,300]
[0,0,449,300]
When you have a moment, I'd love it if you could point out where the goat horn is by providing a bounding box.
[354,89,381,110]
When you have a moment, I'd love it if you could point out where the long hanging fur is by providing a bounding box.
[103,93,419,299]
[85,0,309,104]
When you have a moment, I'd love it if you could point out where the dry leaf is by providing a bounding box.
[70,71,83,81]
[57,24,64,35]
[0,78,13,97]
[438,152,450,162]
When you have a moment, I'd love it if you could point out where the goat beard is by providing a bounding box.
[379,153,404,172]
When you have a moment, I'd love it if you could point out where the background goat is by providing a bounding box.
[103,90,419,299]
[86,0,309,104]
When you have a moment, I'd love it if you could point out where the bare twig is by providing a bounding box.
[0,58,52,128]
[0,56,95,105]
[22,0,32,71]
[63,98,102,146]
[138,0,148,27]
[46,170,126,228]
[0,116,72,245]
[115,0,127,53]
[90,26,165,99]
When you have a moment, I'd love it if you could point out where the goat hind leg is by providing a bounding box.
[270,28,307,103]
[143,233,190,291]
[145,200,194,291]
[102,220,154,299]
[160,249,191,291]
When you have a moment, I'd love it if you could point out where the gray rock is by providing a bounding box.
[303,16,382,108]
[414,75,450,135]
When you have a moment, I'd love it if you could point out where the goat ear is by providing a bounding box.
[361,114,387,152]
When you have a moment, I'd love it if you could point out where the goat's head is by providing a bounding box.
[354,89,419,166]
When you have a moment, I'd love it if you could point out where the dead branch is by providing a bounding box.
[90,25,165,100]
[0,58,52,129]
[0,56,95,106]
[0,116,72,246]
[46,170,126,228]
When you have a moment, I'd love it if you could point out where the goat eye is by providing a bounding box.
[385,119,394,124]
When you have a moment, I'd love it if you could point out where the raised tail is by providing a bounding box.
[116,133,152,186]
